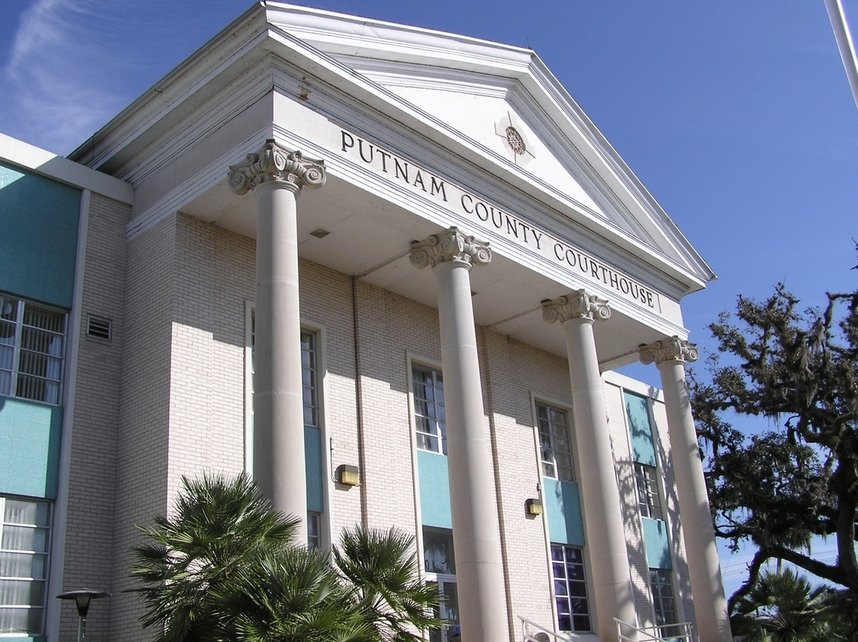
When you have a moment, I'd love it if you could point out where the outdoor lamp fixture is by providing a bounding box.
[57,588,110,642]
[337,464,361,486]
[525,498,543,516]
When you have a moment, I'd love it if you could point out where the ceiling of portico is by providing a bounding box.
[181,172,671,369]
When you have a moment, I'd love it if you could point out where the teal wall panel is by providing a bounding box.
[544,477,585,546]
[417,450,451,528]
[625,391,657,466]
[0,398,62,498]
[0,163,80,307]
[305,425,323,513]
[642,517,672,569]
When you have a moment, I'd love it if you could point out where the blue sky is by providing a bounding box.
[2,0,856,596]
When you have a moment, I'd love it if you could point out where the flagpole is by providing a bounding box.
[825,0,858,110]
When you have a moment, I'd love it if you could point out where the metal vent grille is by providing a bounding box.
[87,315,112,341]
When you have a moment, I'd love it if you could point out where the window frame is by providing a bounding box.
[649,568,679,630]
[421,527,458,642]
[549,542,592,633]
[0,496,52,638]
[634,462,664,521]
[535,400,575,482]
[0,294,67,406]
[411,363,447,455]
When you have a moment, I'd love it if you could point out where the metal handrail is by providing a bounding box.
[614,617,695,642]
[518,616,586,642]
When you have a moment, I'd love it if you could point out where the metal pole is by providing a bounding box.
[825,0,858,110]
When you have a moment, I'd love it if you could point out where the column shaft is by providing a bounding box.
[562,318,636,641]
[255,183,307,540]
[410,228,508,642]
[657,357,731,642]
[228,141,326,542]
[435,261,507,642]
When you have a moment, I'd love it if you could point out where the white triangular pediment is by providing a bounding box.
[357,73,649,242]
[263,4,712,288]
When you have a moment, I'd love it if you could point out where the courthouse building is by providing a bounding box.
[0,3,732,641]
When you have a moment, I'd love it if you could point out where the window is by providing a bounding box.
[550,544,591,633]
[423,528,458,642]
[301,331,318,429]
[650,568,678,630]
[634,463,663,520]
[307,512,321,550]
[0,295,66,405]
[412,366,446,454]
[536,403,574,481]
[423,527,456,575]
[0,497,51,636]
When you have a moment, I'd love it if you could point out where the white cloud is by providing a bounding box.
[1,0,131,154]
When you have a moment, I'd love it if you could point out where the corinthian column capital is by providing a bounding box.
[410,227,491,271]
[228,139,326,195]
[541,289,611,324]
[639,336,699,365]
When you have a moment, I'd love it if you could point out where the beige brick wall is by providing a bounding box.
[166,215,252,497]
[72,208,698,639]
[353,281,438,538]
[109,214,177,639]
[479,329,573,635]
[60,193,129,641]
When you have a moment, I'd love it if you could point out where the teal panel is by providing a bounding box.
[417,450,451,528]
[544,478,585,546]
[304,425,323,513]
[0,162,80,307]
[0,398,62,498]
[625,391,657,466]
[642,517,672,569]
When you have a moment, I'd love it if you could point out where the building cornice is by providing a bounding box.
[0,133,132,204]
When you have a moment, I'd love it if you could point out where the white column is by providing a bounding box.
[410,227,508,642]
[543,291,637,641]
[228,140,326,541]
[640,338,732,642]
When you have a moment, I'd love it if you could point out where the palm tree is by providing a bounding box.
[131,475,439,642]
[130,473,299,641]
[229,548,374,642]
[333,526,440,641]
[731,568,841,642]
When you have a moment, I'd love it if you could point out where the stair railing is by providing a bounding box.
[614,617,695,642]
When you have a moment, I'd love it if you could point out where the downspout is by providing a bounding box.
[351,275,369,528]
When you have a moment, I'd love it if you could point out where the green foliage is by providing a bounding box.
[731,569,843,642]
[690,259,858,609]
[333,526,440,641]
[130,474,439,642]
[130,473,300,641]
[229,551,374,642]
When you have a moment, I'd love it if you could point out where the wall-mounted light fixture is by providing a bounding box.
[525,498,543,516]
[337,464,361,486]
